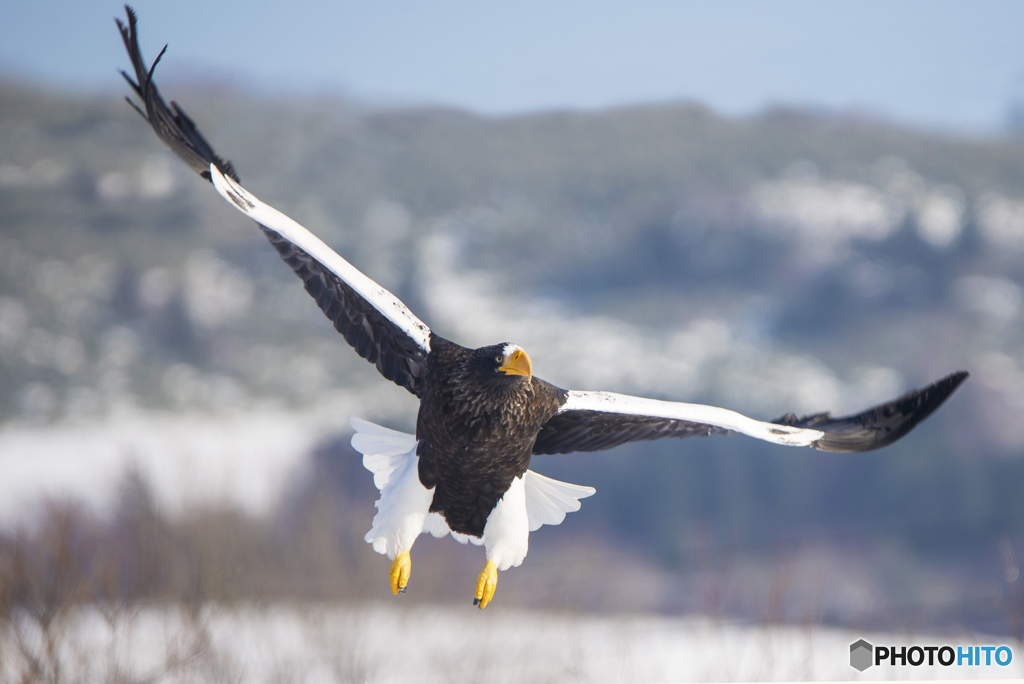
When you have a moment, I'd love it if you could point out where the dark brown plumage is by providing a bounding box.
[417,336,565,536]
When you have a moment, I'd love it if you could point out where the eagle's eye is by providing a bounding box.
[494,355,504,364]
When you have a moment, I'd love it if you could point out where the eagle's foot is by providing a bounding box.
[473,560,498,609]
[389,551,411,595]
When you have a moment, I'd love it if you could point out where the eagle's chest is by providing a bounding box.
[413,382,547,537]
[411,340,565,537]
[416,381,543,479]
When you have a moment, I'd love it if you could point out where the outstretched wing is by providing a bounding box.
[533,371,968,455]
[116,6,431,396]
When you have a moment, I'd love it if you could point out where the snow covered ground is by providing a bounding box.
[0,383,410,528]
[1,602,1019,683]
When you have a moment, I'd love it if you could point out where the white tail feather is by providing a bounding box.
[451,531,485,546]
[423,512,451,538]
[523,470,596,532]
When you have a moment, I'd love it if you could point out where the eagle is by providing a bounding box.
[116,7,967,609]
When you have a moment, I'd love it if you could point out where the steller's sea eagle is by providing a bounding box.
[116,7,967,608]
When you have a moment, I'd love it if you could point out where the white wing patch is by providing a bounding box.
[210,165,431,353]
[523,470,596,532]
[558,390,825,447]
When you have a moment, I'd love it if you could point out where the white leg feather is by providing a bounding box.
[482,475,530,571]
[352,418,434,560]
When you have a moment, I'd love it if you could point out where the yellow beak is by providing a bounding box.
[498,349,533,382]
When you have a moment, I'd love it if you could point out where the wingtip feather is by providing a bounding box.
[116,8,240,183]
[804,370,969,453]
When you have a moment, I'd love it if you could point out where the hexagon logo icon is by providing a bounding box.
[850,639,873,671]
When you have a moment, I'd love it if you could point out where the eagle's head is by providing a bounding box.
[471,342,533,383]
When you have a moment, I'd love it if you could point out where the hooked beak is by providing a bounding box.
[498,348,533,382]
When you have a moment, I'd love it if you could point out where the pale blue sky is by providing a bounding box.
[2,1,1024,133]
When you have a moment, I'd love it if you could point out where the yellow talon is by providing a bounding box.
[389,552,411,595]
[473,560,498,609]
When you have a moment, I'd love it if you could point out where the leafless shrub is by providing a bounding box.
[0,501,95,683]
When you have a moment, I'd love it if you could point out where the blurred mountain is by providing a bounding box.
[1,80,1022,632]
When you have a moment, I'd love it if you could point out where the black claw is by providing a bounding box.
[473,598,480,606]
[399,587,406,594]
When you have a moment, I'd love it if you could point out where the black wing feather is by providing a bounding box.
[533,411,729,455]
[264,230,427,394]
[772,370,968,453]
[534,372,967,455]
[117,6,428,396]
[116,6,239,183]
